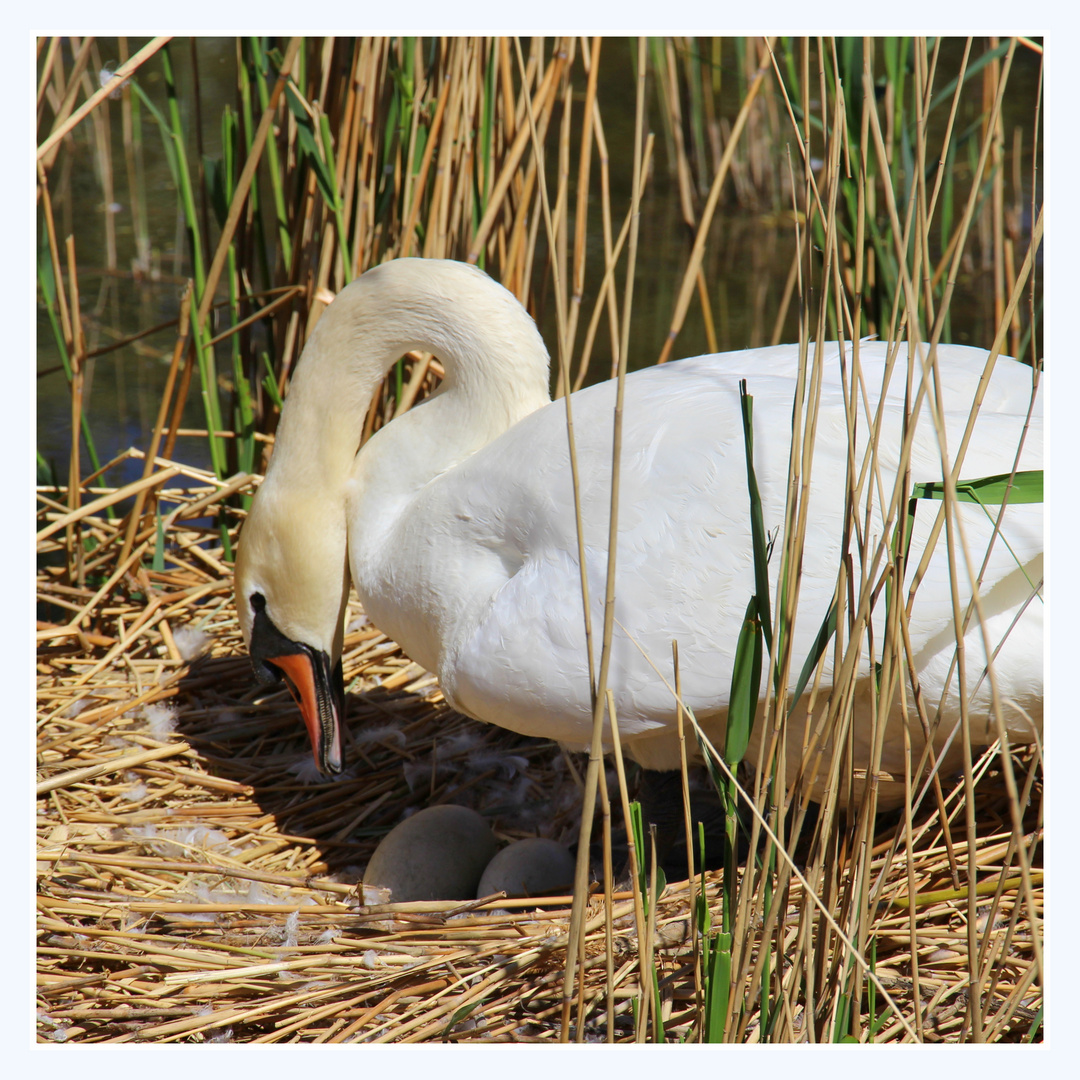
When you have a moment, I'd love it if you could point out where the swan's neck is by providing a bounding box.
[266,260,551,502]
[244,260,551,663]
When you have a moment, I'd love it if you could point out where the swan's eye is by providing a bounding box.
[247,591,303,684]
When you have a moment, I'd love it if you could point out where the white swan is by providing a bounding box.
[234,258,1042,810]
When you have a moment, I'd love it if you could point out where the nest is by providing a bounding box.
[36,456,1043,1043]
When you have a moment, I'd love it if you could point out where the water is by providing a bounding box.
[38,38,239,485]
[37,37,1041,490]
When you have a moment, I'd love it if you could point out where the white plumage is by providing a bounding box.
[234,257,1042,809]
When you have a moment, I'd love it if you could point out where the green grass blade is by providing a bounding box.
[285,84,336,205]
[319,112,352,283]
[787,599,837,715]
[1024,1004,1044,1042]
[725,595,762,767]
[249,38,291,272]
[161,44,206,294]
[911,469,1043,505]
[906,470,1043,582]
[703,931,731,1042]
[261,353,284,410]
[694,820,711,935]
[153,510,165,573]
[441,996,487,1041]
[127,79,182,197]
[738,381,772,648]
[628,800,648,916]
[926,39,1013,118]
[37,260,106,482]
[37,450,59,488]
[832,991,853,1042]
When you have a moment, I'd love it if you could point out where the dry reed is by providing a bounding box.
[35,509,1042,1044]
[37,36,1042,1043]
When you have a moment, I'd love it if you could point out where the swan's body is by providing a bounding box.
[235,258,1042,809]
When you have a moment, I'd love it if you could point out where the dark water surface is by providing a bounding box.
[37,37,1041,489]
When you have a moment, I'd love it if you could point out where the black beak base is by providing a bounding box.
[248,593,346,775]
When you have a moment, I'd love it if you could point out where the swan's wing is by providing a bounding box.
[434,356,768,746]
[400,344,1042,762]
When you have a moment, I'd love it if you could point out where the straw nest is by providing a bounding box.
[36,456,1043,1044]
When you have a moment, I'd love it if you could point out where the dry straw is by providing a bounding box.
[37,36,1042,1043]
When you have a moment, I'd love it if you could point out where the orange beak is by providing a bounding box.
[263,648,345,775]
[246,592,346,775]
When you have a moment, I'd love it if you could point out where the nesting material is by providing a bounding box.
[36,456,1043,1044]
[363,805,498,902]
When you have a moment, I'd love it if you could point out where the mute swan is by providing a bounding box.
[234,258,1042,810]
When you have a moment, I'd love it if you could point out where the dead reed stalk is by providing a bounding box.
[37,36,1042,1044]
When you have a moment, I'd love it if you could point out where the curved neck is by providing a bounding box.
[264,259,551,499]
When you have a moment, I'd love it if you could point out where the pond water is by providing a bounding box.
[37,37,1041,489]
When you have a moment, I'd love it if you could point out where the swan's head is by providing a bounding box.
[232,256,551,776]
[234,479,351,775]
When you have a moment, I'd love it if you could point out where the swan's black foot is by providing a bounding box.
[635,767,730,881]
[575,767,734,888]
